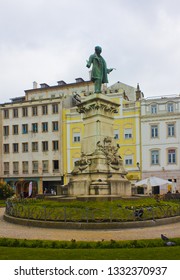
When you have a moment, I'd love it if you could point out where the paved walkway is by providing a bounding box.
[0,208,180,241]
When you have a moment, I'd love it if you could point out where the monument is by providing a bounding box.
[68,46,131,197]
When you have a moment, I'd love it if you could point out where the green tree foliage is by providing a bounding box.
[0,182,14,199]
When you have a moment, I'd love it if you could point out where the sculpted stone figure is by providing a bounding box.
[71,152,91,174]
[86,46,113,93]
[95,137,123,170]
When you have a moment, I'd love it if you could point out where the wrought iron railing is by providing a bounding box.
[5,201,180,223]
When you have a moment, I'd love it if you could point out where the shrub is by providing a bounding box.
[0,182,14,199]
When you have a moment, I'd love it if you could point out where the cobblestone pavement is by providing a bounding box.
[0,208,180,241]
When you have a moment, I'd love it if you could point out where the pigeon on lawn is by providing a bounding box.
[166,241,176,246]
[161,234,169,241]
[161,234,176,246]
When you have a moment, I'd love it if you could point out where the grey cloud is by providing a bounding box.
[1,0,180,102]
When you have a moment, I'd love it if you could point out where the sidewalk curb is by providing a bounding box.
[4,213,180,230]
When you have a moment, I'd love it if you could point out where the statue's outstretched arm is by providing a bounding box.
[86,55,93,68]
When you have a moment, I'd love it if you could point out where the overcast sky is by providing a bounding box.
[1,0,180,103]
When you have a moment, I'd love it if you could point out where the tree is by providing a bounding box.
[0,182,14,199]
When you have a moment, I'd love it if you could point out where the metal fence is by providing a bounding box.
[5,201,180,223]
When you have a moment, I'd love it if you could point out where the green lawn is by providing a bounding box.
[0,246,180,260]
[0,238,180,260]
[14,197,179,208]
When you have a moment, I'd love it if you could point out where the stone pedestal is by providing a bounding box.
[68,93,131,196]
[80,94,116,154]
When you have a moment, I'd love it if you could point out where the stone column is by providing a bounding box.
[78,94,119,154]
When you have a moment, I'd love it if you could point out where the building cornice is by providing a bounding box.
[141,113,180,121]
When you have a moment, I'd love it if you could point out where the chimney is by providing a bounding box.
[33,81,38,89]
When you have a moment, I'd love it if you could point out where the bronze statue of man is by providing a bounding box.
[86,46,113,93]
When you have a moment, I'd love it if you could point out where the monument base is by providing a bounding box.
[67,93,132,197]
[68,172,131,197]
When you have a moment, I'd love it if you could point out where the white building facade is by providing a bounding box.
[141,95,180,194]
[0,95,63,196]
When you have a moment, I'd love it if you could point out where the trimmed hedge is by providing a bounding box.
[0,237,180,249]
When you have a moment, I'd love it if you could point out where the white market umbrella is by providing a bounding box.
[135,176,172,187]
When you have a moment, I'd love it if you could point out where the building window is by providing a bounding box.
[151,104,157,114]
[53,160,59,172]
[151,150,159,165]
[124,155,133,166]
[22,142,28,152]
[167,103,174,112]
[32,123,38,133]
[42,122,48,132]
[52,121,58,131]
[32,142,38,152]
[4,109,9,119]
[42,105,48,115]
[13,162,19,174]
[22,124,28,134]
[73,132,81,142]
[22,161,28,174]
[13,143,19,153]
[52,103,59,114]
[4,162,9,175]
[32,106,38,116]
[42,160,48,173]
[3,126,9,136]
[42,141,48,152]
[151,125,158,138]
[114,129,119,139]
[124,128,132,139]
[13,108,18,118]
[4,144,9,154]
[168,149,176,164]
[167,124,175,137]
[32,161,38,173]
[22,107,28,117]
[52,140,59,151]
[13,125,19,135]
